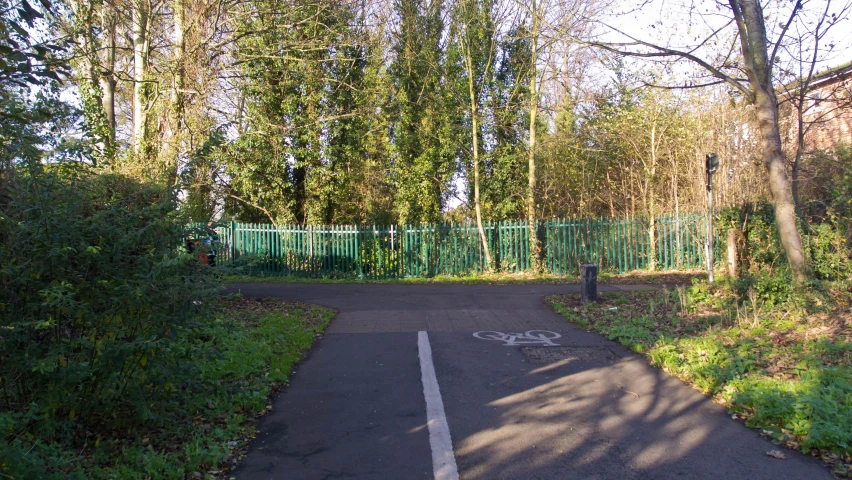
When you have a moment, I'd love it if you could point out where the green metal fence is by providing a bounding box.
[199,214,713,279]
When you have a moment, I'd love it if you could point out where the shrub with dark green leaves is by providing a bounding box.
[718,201,851,282]
[806,220,851,282]
[0,167,216,475]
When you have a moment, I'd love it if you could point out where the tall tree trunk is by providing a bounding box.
[70,0,106,166]
[672,160,681,268]
[132,0,151,160]
[170,0,186,185]
[791,99,807,227]
[469,78,493,270]
[293,165,307,224]
[754,89,807,280]
[99,4,117,161]
[648,123,657,271]
[791,148,802,216]
[527,2,541,273]
[462,26,493,270]
[80,54,104,165]
[606,170,615,217]
[731,0,808,282]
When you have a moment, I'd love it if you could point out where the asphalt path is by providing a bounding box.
[227,283,830,480]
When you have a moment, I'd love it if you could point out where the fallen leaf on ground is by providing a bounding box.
[766,450,786,459]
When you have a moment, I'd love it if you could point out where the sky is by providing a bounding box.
[601,0,852,84]
[447,0,852,212]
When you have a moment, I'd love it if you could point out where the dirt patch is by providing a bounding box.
[601,269,707,286]
[217,296,334,331]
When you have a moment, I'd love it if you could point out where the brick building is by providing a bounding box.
[779,61,852,154]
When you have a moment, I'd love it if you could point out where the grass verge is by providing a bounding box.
[548,280,851,477]
[3,297,333,479]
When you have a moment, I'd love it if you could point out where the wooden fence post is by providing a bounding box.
[727,228,739,278]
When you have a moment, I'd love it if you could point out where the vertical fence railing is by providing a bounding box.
[197,213,714,278]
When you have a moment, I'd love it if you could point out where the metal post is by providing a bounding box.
[707,182,714,284]
[231,221,237,263]
[705,153,719,284]
[580,264,598,304]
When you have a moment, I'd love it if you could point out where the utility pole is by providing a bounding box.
[705,153,719,284]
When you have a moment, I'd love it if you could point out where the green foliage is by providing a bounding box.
[606,321,655,352]
[227,0,388,225]
[0,0,67,89]
[0,85,82,169]
[0,167,217,475]
[74,300,333,479]
[722,203,784,272]
[829,144,852,223]
[0,165,335,477]
[181,127,226,222]
[725,367,852,452]
[390,0,458,224]
[479,26,530,220]
[718,201,851,282]
[1,294,332,478]
[538,74,701,221]
[76,77,112,164]
[750,273,795,306]
[806,220,852,282]
[0,2,81,171]
[549,279,852,459]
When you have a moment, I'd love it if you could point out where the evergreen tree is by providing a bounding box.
[227,0,368,225]
[482,26,530,220]
[389,0,455,225]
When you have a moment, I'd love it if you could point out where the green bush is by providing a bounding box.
[827,144,852,225]
[806,220,851,282]
[0,166,216,475]
[725,365,852,452]
[550,285,852,461]
[718,201,851,282]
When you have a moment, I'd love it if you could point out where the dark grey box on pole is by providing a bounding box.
[580,264,598,304]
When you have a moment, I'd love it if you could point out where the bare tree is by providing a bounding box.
[526,0,541,271]
[66,0,118,164]
[132,0,153,159]
[99,3,117,154]
[516,0,598,272]
[774,0,852,217]
[588,0,851,282]
[455,0,508,269]
[167,0,186,184]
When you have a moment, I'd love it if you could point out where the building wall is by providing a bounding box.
[780,72,852,154]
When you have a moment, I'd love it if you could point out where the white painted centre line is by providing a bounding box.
[418,331,460,480]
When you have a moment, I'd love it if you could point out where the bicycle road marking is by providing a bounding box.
[472,330,562,346]
[418,331,459,480]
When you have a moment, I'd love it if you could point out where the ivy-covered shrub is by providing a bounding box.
[804,144,852,228]
[806,220,851,282]
[0,166,216,475]
[717,201,851,282]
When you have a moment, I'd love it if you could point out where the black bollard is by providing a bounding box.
[580,264,598,304]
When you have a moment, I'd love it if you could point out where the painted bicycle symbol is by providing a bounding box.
[472,330,561,347]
